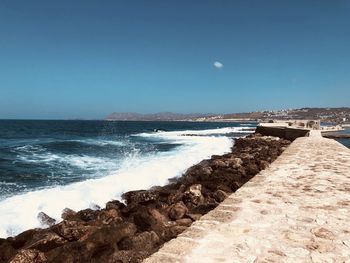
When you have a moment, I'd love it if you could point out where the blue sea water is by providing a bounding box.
[0,120,255,237]
[334,128,350,148]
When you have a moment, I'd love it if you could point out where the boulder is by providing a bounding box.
[118,231,159,251]
[108,250,151,263]
[0,239,16,262]
[51,220,96,241]
[37,212,56,227]
[85,222,137,245]
[9,249,46,263]
[213,189,228,202]
[61,208,78,221]
[182,184,203,205]
[175,218,193,227]
[23,231,66,252]
[97,209,122,225]
[77,208,98,222]
[122,190,158,205]
[105,200,126,210]
[186,213,202,221]
[168,202,188,220]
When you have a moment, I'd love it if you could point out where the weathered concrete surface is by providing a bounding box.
[144,131,350,263]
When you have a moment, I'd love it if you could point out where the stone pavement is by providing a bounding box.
[144,131,350,263]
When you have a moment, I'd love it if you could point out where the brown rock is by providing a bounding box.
[23,231,66,252]
[122,190,159,205]
[108,250,151,263]
[0,239,16,262]
[186,213,202,221]
[118,231,159,251]
[176,218,193,227]
[61,208,78,221]
[165,225,188,239]
[51,220,96,241]
[85,222,137,245]
[97,209,122,225]
[183,184,203,205]
[213,189,228,202]
[169,202,188,220]
[77,208,98,222]
[105,200,126,210]
[9,249,46,263]
[37,212,56,227]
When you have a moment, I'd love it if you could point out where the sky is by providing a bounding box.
[0,0,349,119]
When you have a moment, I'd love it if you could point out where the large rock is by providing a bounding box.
[76,208,99,222]
[122,190,159,205]
[107,250,150,263]
[85,222,137,245]
[0,239,16,262]
[105,200,126,210]
[169,202,188,220]
[23,231,66,252]
[9,249,46,263]
[97,209,122,225]
[118,231,159,251]
[37,212,56,227]
[61,208,78,221]
[182,184,203,205]
[51,220,96,241]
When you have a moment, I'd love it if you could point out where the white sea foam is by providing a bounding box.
[0,127,252,237]
[71,139,127,147]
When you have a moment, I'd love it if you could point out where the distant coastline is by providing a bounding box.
[106,107,350,124]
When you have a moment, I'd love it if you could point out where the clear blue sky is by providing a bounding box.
[0,0,349,119]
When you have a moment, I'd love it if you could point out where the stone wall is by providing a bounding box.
[256,126,309,141]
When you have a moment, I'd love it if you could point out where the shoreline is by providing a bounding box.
[0,133,291,263]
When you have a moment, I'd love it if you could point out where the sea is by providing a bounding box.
[0,120,255,237]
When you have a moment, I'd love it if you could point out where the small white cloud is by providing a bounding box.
[213,61,223,69]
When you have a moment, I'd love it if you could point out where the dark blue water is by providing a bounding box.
[0,120,255,199]
[335,128,350,148]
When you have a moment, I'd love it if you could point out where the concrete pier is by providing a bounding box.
[144,131,350,262]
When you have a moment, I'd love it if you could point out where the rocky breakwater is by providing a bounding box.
[0,134,290,263]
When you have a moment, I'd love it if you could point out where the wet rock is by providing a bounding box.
[37,212,56,227]
[122,190,159,205]
[11,229,38,249]
[133,206,155,231]
[118,231,159,251]
[51,220,96,241]
[169,202,188,220]
[106,200,126,210]
[97,208,122,225]
[61,208,78,221]
[0,239,16,262]
[85,222,137,245]
[77,208,98,222]
[4,134,291,263]
[9,249,46,263]
[23,231,66,252]
[90,203,101,210]
[213,189,228,202]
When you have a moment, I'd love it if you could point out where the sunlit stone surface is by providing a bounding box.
[145,131,350,263]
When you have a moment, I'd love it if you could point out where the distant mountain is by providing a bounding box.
[106,112,213,121]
